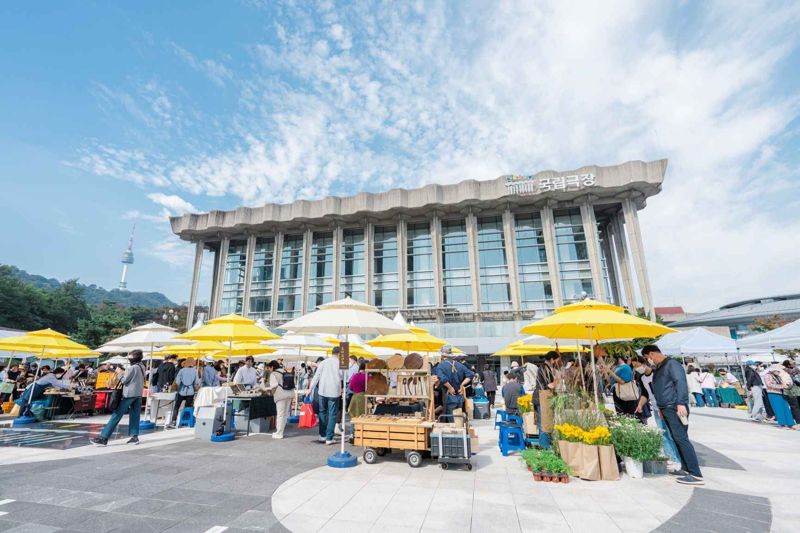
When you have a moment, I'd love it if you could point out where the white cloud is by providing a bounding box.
[75,0,800,310]
[146,193,197,216]
[171,43,233,87]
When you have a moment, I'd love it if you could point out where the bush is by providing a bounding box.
[610,416,663,462]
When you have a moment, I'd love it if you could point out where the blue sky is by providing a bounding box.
[1,1,799,311]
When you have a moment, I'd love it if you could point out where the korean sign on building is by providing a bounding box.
[504,173,596,195]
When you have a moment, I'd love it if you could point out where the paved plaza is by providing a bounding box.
[0,408,795,532]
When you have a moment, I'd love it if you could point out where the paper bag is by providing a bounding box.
[539,390,554,433]
[523,411,538,435]
[453,408,465,428]
[598,444,620,480]
[558,440,582,476]
[578,443,601,481]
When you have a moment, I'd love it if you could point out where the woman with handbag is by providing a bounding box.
[602,355,639,417]
[166,358,200,429]
[91,350,146,446]
[763,362,798,429]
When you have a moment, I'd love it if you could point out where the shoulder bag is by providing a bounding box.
[615,378,640,402]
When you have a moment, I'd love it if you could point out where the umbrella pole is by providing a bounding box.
[576,340,585,392]
[589,327,599,408]
[341,335,347,457]
[22,347,45,417]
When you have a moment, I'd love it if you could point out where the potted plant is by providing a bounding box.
[643,456,669,475]
[610,416,663,479]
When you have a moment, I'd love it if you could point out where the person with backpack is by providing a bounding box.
[91,350,147,446]
[165,358,200,429]
[266,360,295,439]
[154,354,178,393]
[763,362,797,429]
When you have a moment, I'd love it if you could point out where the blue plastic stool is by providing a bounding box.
[498,425,526,456]
[494,409,508,430]
[525,435,540,447]
[506,414,523,427]
[177,407,195,428]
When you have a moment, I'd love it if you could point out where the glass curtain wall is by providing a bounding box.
[476,216,511,311]
[341,228,365,302]
[406,222,435,308]
[441,219,473,311]
[554,209,594,302]
[307,231,334,310]
[373,225,399,309]
[515,213,554,314]
[596,214,615,304]
[248,237,274,318]
[277,235,304,318]
[220,240,247,315]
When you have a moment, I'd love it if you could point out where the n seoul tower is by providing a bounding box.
[119,224,135,290]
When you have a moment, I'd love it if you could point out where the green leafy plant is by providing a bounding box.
[521,448,571,475]
[609,416,663,462]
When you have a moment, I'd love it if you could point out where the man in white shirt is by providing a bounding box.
[308,348,344,445]
[233,356,258,388]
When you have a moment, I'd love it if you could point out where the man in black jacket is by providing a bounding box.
[642,344,704,486]
[744,361,766,422]
[154,355,178,392]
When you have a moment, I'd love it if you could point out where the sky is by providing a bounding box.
[1,0,799,312]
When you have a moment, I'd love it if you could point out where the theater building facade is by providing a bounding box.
[171,159,666,354]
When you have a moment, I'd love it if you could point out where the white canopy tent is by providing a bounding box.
[736,318,800,351]
[656,328,738,356]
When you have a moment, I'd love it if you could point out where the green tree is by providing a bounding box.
[46,279,91,334]
[73,304,134,349]
[0,265,49,330]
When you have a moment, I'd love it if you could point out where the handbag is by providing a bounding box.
[615,380,639,401]
[109,381,124,411]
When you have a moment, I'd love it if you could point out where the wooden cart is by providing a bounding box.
[352,416,433,467]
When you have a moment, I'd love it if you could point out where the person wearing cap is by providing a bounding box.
[91,350,147,446]
[744,360,766,422]
[308,347,345,445]
[432,345,474,418]
[166,357,200,429]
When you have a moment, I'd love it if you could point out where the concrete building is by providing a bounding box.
[670,294,800,339]
[170,159,666,354]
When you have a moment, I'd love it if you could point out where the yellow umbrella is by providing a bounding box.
[154,341,229,357]
[207,342,276,358]
[491,342,588,357]
[519,303,675,403]
[367,329,447,353]
[554,299,625,313]
[320,337,375,358]
[176,314,280,343]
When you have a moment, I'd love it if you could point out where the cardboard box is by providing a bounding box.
[470,435,479,453]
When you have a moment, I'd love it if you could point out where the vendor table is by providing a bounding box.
[228,395,276,436]
[717,387,744,406]
[43,392,95,420]
[149,392,178,425]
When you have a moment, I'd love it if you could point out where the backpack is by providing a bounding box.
[278,369,296,390]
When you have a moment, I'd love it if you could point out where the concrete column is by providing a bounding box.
[397,217,408,310]
[332,225,342,299]
[580,202,607,301]
[241,234,257,316]
[300,228,313,314]
[186,239,205,329]
[502,208,521,311]
[612,213,637,313]
[622,198,656,319]
[364,221,374,306]
[211,237,230,318]
[465,211,481,311]
[600,223,622,306]
[270,232,284,318]
[540,206,563,308]
[430,215,443,310]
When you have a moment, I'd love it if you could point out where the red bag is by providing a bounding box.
[298,403,317,428]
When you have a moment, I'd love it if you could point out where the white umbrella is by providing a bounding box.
[656,327,738,355]
[280,297,408,467]
[106,355,130,366]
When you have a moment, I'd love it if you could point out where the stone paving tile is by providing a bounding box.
[4,524,62,533]
[227,509,280,531]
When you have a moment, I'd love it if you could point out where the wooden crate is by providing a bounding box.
[352,417,431,451]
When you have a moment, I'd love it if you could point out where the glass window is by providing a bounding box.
[441,219,473,311]
[373,226,399,310]
[477,216,511,311]
[555,209,594,302]
[597,216,615,304]
[277,235,304,319]
[220,240,247,315]
[515,213,554,314]
[341,228,365,302]
[248,237,274,318]
[407,222,435,308]
[307,231,333,310]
